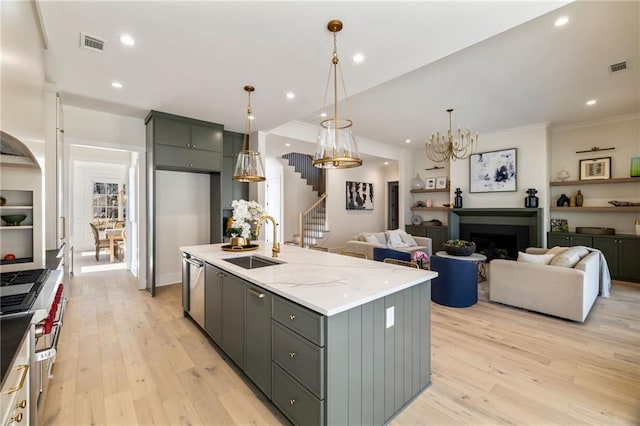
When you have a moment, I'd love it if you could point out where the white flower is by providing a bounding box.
[231,199,265,238]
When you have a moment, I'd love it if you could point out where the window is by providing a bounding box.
[92,182,126,228]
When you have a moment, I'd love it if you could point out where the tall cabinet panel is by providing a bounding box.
[221,130,248,238]
[145,110,225,296]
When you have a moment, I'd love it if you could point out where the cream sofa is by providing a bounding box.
[343,230,432,261]
[490,246,604,322]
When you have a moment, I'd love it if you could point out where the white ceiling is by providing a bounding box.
[37,1,639,155]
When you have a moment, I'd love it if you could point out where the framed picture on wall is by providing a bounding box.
[579,157,611,180]
[346,181,374,210]
[469,148,517,193]
[435,177,447,189]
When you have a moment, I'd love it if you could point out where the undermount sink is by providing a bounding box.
[222,255,284,269]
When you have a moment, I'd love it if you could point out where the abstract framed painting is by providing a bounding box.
[469,148,517,193]
[346,181,374,210]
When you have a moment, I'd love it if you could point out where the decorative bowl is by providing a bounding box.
[443,240,476,256]
[1,214,26,226]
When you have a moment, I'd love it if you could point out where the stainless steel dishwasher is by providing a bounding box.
[182,253,205,328]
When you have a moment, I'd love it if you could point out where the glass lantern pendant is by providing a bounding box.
[233,85,266,182]
[313,20,362,169]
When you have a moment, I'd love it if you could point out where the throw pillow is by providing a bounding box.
[517,251,555,265]
[549,246,589,268]
[365,234,380,245]
[399,230,418,247]
[386,229,407,248]
[546,246,568,257]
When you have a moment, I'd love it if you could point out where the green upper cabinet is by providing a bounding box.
[222,130,248,210]
[146,110,223,172]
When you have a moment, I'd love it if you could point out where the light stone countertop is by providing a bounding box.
[180,243,437,316]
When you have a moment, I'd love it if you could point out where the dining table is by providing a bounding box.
[105,228,124,263]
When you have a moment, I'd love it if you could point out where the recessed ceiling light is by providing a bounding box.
[405,139,411,144]
[320,112,327,118]
[384,161,389,165]
[111,81,123,88]
[286,92,295,99]
[554,17,569,27]
[285,143,291,147]
[353,53,364,63]
[120,34,135,46]
[586,99,597,106]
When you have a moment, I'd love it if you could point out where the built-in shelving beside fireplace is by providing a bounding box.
[448,208,543,260]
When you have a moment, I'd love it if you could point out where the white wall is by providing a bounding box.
[155,170,210,286]
[280,159,319,243]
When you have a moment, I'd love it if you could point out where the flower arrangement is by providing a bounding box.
[412,251,429,268]
[227,199,265,239]
[443,239,476,256]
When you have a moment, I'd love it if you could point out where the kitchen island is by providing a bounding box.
[180,243,436,425]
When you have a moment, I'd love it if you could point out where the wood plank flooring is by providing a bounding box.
[41,265,640,425]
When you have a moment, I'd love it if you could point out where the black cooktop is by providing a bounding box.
[0,268,49,315]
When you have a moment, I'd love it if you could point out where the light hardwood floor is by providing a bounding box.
[42,262,640,425]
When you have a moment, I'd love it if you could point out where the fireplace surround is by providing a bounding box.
[448,208,543,261]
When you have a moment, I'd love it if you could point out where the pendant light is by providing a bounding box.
[233,85,266,182]
[312,19,362,169]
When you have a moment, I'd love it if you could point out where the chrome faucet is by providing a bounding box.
[254,215,280,258]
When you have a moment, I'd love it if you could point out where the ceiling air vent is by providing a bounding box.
[80,32,106,53]
[609,61,627,73]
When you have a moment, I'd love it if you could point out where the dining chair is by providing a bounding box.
[90,222,110,261]
[383,258,419,268]
[116,226,126,262]
[340,251,368,259]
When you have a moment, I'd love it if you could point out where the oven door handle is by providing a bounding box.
[35,296,67,365]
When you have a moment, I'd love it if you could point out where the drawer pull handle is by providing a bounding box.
[10,413,23,423]
[289,314,296,321]
[248,288,265,299]
[289,351,296,358]
[189,163,194,167]
[17,400,26,409]
[7,365,28,394]
[289,398,296,406]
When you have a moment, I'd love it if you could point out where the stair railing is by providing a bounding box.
[299,193,327,248]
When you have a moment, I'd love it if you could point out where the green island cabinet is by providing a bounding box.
[195,261,432,425]
[547,232,640,282]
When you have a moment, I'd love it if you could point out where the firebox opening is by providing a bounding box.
[470,232,517,261]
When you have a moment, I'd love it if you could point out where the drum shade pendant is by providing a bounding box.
[313,20,362,169]
[233,85,266,182]
[426,109,478,162]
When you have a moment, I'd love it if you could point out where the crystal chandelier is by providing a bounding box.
[233,85,266,182]
[426,109,478,162]
[312,19,362,169]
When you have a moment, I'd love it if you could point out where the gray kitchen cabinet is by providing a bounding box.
[204,263,223,344]
[547,232,593,247]
[154,111,223,152]
[244,282,272,397]
[592,235,640,282]
[222,272,245,368]
[221,131,248,210]
[155,144,222,172]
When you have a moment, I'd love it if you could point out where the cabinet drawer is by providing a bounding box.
[272,321,324,399]
[272,363,324,426]
[155,144,221,172]
[272,296,324,346]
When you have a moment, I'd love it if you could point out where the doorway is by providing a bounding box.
[387,181,399,230]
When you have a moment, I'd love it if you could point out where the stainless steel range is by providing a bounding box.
[0,268,65,425]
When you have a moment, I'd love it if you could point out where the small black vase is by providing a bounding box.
[454,188,463,208]
[525,188,539,208]
[556,194,570,207]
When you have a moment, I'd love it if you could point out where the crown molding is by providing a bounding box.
[551,113,640,132]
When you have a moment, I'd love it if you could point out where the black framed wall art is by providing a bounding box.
[469,148,517,193]
[346,181,374,210]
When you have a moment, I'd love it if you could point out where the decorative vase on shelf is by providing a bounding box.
[576,190,584,207]
[454,188,463,208]
[557,167,570,181]
[556,194,570,207]
[411,173,425,190]
[524,188,539,208]
[569,194,576,207]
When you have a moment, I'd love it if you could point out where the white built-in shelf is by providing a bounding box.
[550,177,640,186]
[549,206,640,212]
[410,188,449,193]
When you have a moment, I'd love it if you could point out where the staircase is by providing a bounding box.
[281,153,329,248]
